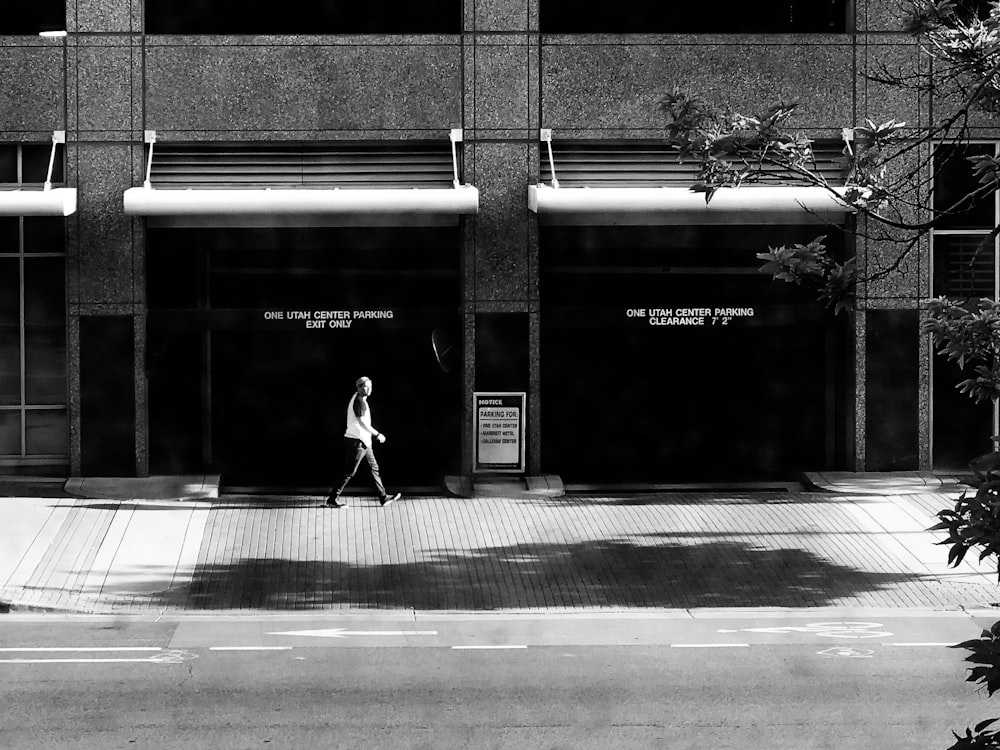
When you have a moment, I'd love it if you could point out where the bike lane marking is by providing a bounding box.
[0,648,195,665]
[716,621,894,639]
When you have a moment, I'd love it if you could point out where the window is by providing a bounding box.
[540,0,848,33]
[932,144,998,298]
[930,143,999,468]
[2,2,64,34]
[0,144,68,469]
[145,0,461,34]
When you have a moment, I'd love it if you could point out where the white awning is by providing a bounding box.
[528,185,853,225]
[123,186,479,226]
[0,188,77,216]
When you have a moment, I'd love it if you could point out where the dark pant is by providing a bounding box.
[330,438,387,500]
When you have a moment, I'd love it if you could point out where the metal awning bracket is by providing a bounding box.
[449,128,463,188]
[43,130,65,191]
[541,129,559,188]
[143,130,157,189]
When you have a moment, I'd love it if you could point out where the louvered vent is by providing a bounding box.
[935,236,996,299]
[540,141,847,188]
[149,142,458,189]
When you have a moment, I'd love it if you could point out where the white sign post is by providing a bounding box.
[474,392,526,473]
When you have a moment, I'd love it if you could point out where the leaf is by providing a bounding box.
[688,183,718,204]
[975,718,1000,733]
[949,544,970,567]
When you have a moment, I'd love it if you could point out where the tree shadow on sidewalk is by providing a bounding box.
[179,540,968,611]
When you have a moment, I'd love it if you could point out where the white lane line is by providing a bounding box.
[267,629,438,639]
[0,647,162,652]
[1,657,164,664]
[209,646,294,651]
[671,644,751,648]
[452,645,528,650]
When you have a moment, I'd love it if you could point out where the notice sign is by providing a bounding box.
[262,309,394,329]
[625,307,755,326]
[474,392,525,473]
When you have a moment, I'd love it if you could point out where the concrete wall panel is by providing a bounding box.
[857,37,925,127]
[145,41,463,134]
[0,45,65,133]
[74,44,134,132]
[70,0,134,33]
[473,141,530,302]
[473,39,530,131]
[73,144,136,305]
[474,0,532,32]
[541,40,854,132]
[858,0,908,33]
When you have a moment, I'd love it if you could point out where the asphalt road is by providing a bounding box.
[0,611,996,749]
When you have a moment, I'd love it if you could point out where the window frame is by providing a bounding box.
[0,143,69,469]
[929,141,1000,463]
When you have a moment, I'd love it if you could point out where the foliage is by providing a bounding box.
[932,482,1000,577]
[953,622,1000,694]
[947,624,1000,745]
[660,91,817,203]
[661,4,1000,747]
[948,718,1000,749]
[659,0,1000,313]
[755,237,856,314]
[902,0,1000,112]
[659,94,914,307]
[922,298,1000,403]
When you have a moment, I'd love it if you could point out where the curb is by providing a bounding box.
[801,471,966,495]
[0,605,988,619]
[64,475,220,501]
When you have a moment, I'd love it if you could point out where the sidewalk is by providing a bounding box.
[1,473,998,615]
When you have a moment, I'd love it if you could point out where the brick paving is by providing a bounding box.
[3,488,998,614]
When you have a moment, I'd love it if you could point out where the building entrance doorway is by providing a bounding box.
[146,226,461,490]
[539,225,853,483]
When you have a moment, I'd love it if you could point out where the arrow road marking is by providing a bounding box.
[716,622,892,639]
[0,649,195,665]
[267,629,438,639]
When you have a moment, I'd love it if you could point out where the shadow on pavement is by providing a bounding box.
[0,480,74,498]
[178,540,949,611]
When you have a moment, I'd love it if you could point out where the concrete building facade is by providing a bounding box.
[0,1,977,489]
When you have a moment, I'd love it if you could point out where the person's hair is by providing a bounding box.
[355,376,371,388]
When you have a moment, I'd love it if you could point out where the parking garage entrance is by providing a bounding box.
[539,225,853,484]
[146,226,461,490]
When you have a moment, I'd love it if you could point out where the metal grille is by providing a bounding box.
[539,141,847,188]
[150,142,457,189]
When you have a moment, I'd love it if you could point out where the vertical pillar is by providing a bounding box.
[462,0,541,476]
[65,0,146,475]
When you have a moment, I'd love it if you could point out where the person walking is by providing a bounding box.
[326,376,401,508]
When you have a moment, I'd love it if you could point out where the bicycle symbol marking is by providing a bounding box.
[808,621,893,639]
[818,647,875,658]
[149,649,197,664]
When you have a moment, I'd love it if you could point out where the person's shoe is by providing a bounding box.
[325,498,346,508]
[380,492,401,507]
